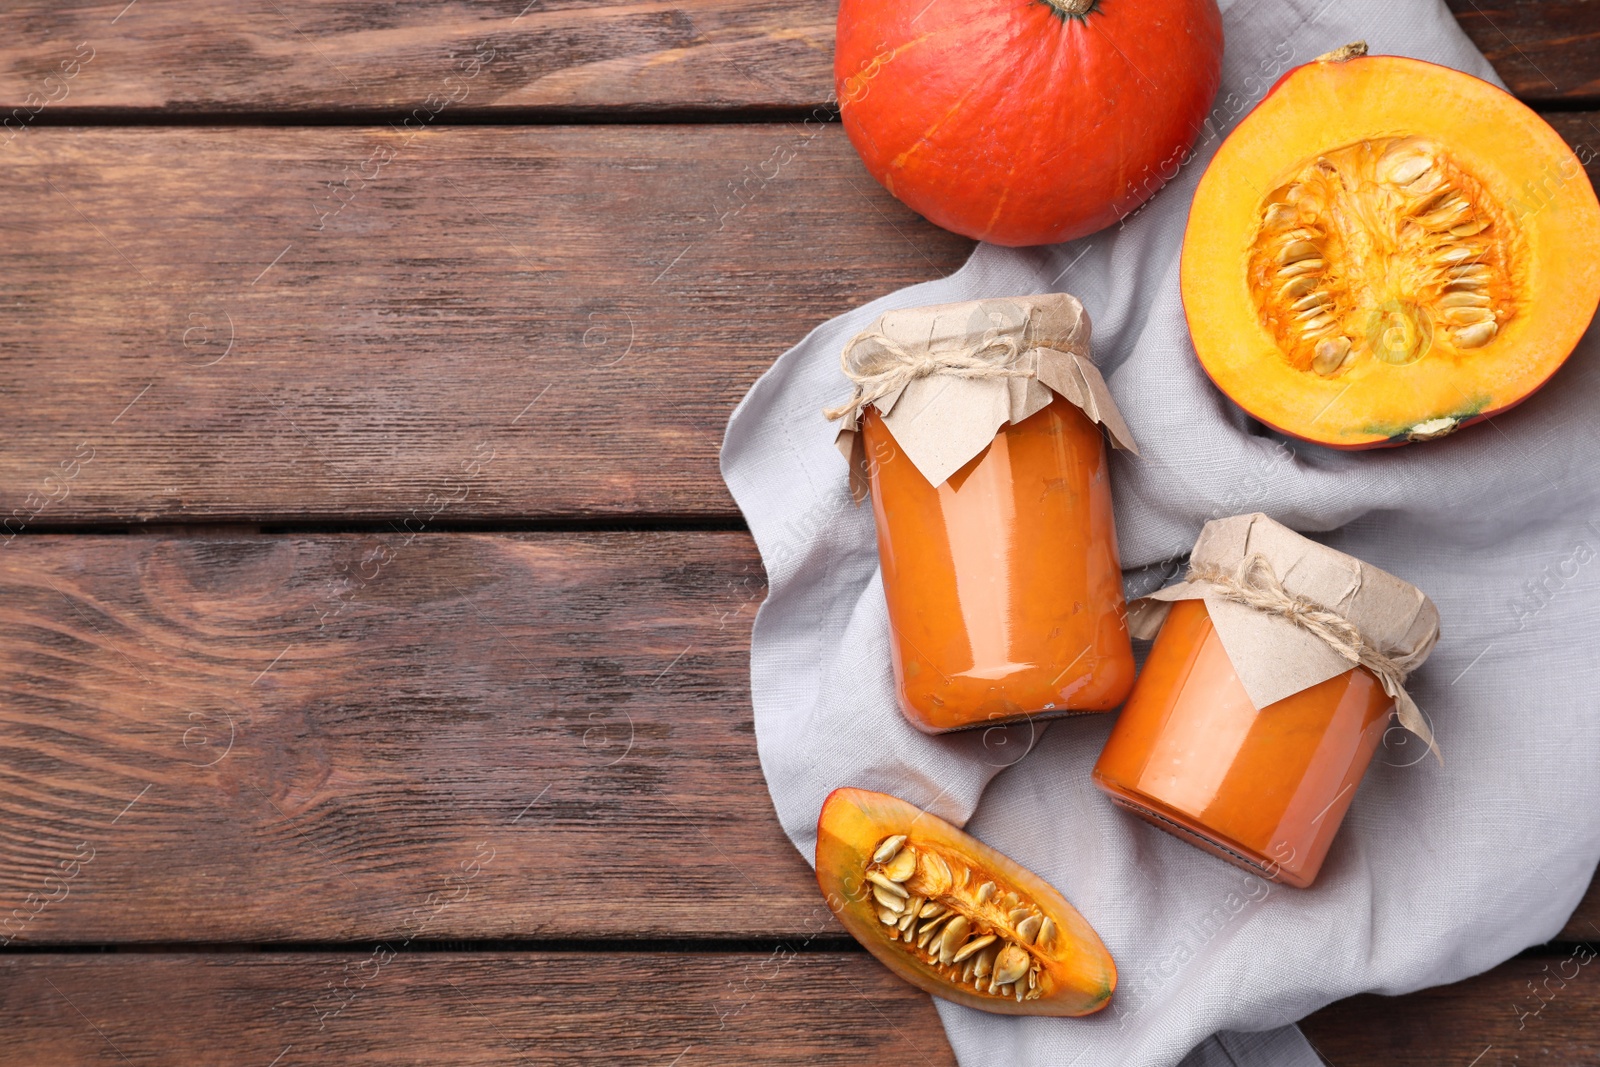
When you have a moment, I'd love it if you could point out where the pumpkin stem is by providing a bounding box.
[1042,0,1099,19]
[1315,41,1368,63]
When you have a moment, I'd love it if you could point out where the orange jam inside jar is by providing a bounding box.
[861,394,1135,733]
[1094,600,1397,888]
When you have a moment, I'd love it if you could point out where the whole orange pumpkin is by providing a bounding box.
[836,0,1224,246]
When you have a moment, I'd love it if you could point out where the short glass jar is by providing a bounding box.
[861,394,1135,733]
[1092,514,1439,888]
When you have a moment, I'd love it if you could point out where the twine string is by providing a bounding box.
[823,330,1034,424]
[1188,554,1439,760]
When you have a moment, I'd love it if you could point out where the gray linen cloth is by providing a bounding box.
[721,0,1600,1062]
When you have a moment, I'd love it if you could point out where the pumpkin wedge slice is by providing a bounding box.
[1181,44,1600,448]
[816,787,1115,1016]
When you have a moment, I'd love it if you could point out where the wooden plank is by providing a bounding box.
[0,952,959,1065]
[1302,949,1600,1064]
[0,531,829,943]
[8,946,1600,1066]
[0,2,1592,114]
[0,126,972,526]
[1,532,1596,943]
[2,121,1595,528]
[0,0,835,115]
[1571,876,1600,943]
[1445,0,1600,104]
[1545,111,1600,170]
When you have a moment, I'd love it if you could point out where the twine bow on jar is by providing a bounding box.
[1187,553,1440,762]
[822,330,1034,425]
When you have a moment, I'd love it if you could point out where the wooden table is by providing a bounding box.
[0,2,1594,1062]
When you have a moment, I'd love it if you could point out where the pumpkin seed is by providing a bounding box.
[1454,320,1497,348]
[937,916,972,965]
[974,942,999,980]
[951,934,998,964]
[873,884,906,911]
[1277,258,1325,279]
[1278,275,1317,301]
[865,870,908,898]
[1407,416,1461,440]
[1278,239,1321,264]
[1420,201,1470,230]
[1299,312,1335,335]
[898,896,923,931]
[918,851,953,896]
[918,902,946,919]
[1404,168,1446,197]
[1263,203,1297,230]
[993,943,1030,986]
[1439,291,1490,308]
[1379,150,1433,186]
[1038,917,1055,946]
[1443,306,1493,326]
[878,905,899,924]
[871,836,907,864]
[1311,335,1353,377]
[975,882,996,905]
[883,847,917,883]
[1016,914,1043,944]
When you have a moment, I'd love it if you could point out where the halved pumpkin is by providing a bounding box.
[816,787,1115,1016]
[1181,44,1600,448]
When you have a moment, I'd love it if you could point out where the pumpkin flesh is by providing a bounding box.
[816,787,1116,1016]
[1181,52,1600,447]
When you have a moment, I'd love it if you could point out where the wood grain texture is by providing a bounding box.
[1,121,1595,528]
[1303,948,1600,1065]
[7,948,1600,1066]
[0,126,971,527]
[0,0,834,114]
[1445,0,1600,103]
[0,531,822,942]
[0,952,959,1066]
[0,2,1593,114]
[1,532,1594,944]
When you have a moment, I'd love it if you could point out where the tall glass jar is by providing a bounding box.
[861,394,1135,733]
[828,294,1140,735]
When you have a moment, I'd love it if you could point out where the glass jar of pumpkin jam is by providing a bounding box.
[861,394,1135,734]
[1092,598,1394,888]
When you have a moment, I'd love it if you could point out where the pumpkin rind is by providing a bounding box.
[836,0,1223,246]
[1181,53,1600,448]
[815,787,1116,1016]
